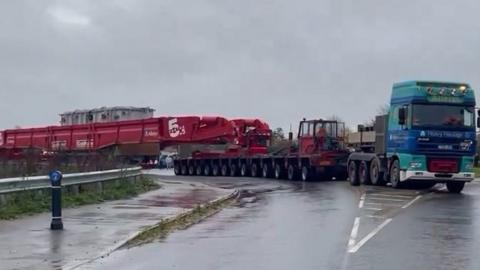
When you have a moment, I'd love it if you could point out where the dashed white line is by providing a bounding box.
[368,197,407,202]
[348,218,393,253]
[366,193,413,199]
[358,194,366,209]
[401,195,422,209]
[348,217,361,249]
[363,207,382,211]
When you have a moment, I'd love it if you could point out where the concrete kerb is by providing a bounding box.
[67,188,240,270]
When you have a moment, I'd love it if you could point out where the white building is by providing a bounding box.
[60,106,155,126]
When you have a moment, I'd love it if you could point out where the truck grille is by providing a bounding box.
[427,159,459,173]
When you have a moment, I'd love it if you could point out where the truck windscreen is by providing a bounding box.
[412,104,475,128]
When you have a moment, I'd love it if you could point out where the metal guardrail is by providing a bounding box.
[0,167,142,194]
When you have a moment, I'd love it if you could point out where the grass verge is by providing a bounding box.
[474,167,480,178]
[121,190,238,249]
[0,177,159,220]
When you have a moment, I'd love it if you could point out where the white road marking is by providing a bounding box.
[401,195,422,209]
[367,215,384,219]
[363,207,382,211]
[368,197,407,202]
[358,194,366,209]
[348,218,393,253]
[364,202,400,206]
[348,217,361,249]
[367,193,413,199]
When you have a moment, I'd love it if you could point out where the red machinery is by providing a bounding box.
[0,116,271,164]
[173,118,349,181]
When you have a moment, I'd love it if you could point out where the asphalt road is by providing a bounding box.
[80,176,480,270]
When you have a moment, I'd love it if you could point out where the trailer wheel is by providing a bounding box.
[188,165,195,176]
[301,166,310,182]
[174,163,181,175]
[230,164,238,177]
[369,159,384,186]
[181,165,188,175]
[221,164,229,176]
[274,164,283,179]
[446,182,465,193]
[251,163,259,177]
[204,165,211,176]
[348,161,359,186]
[196,165,203,176]
[389,159,402,188]
[240,163,248,177]
[212,164,220,176]
[262,164,271,178]
[287,164,298,181]
[359,161,370,185]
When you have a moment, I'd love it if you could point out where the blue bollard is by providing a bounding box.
[49,170,63,230]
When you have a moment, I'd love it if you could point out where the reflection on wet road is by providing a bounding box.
[81,176,480,270]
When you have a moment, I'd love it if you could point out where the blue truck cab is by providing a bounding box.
[348,81,477,193]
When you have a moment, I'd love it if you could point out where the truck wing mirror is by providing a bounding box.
[477,117,480,129]
[398,107,407,126]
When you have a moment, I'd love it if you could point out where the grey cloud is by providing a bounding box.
[1,0,479,131]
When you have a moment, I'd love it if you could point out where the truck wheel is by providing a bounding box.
[174,164,181,175]
[204,165,211,176]
[230,164,238,177]
[287,164,298,181]
[181,165,188,175]
[446,182,465,193]
[348,161,359,186]
[389,160,402,188]
[251,163,259,177]
[301,166,310,182]
[221,164,229,176]
[212,164,219,176]
[196,165,203,176]
[274,164,283,179]
[359,161,370,185]
[240,163,248,177]
[262,164,271,178]
[188,165,195,175]
[370,159,384,186]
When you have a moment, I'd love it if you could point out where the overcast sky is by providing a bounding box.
[1,0,479,131]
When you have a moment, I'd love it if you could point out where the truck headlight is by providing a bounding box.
[465,162,474,171]
[409,162,423,169]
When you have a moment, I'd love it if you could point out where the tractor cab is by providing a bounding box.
[298,119,346,155]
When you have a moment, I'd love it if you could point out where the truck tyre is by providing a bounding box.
[212,164,219,176]
[301,166,310,182]
[446,182,465,193]
[181,165,188,175]
[389,159,402,188]
[240,163,248,177]
[221,164,229,176]
[196,165,203,176]
[348,161,359,186]
[262,164,271,178]
[174,164,181,175]
[287,164,298,181]
[230,164,238,177]
[204,165,211,176]
[188,165,195,176]
[359,161,370,185]
[370,159,384,186]
[274,164,283,179]
[251,163,259,177]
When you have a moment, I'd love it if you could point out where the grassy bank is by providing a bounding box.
[123,191,238,249]
[475,167,480,178]
[0,177,159,220]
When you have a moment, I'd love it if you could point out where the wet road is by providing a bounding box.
[81,176,480,270]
